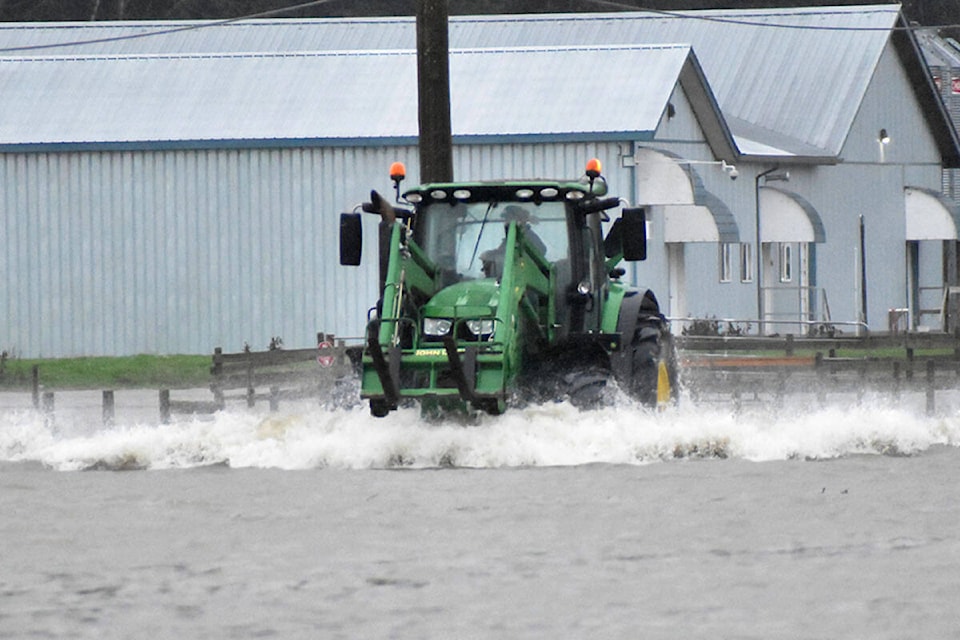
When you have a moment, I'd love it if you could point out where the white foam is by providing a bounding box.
[3,394,959,470]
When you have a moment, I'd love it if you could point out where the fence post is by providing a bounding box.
[159,389,171,424]
[270,386,280,412]
[775,371,786,409]
[246,359,255,408]
[926,359,935,416]
[102,390,115,426]
[893,361,901,402]
[32,365,40,409]
[731,372,742,413]
[856,360,866,406]
[814,352,826,406]
[212,347,225,410]
[42,391,54,428]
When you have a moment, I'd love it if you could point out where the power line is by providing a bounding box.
[1,0,958,55]
[585,1,960,32]
[0,0,337,53]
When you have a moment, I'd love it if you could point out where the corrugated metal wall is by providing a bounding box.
[1,141,631,357]
[931,64,960,204]
[1,146,410,357]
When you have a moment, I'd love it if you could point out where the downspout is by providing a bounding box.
[628,141,640,288]
[859,214,868,333]
[755,166,780,334]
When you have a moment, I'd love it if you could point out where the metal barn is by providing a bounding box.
[0,44,728,356]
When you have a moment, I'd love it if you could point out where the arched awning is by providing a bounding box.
[633,147,739,243]
[905,186,960,240]
[759,186,826,243]
[664,192,740,243]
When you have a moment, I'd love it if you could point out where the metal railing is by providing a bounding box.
[668,315,869,337]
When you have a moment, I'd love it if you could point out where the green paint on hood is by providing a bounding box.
[423,279,500,318]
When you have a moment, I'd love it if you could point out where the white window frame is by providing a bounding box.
[719,243,733,283]
[780,243,793,282]
[740,242,753,283]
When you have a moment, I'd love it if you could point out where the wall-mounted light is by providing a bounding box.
[625,154,739,180]
[878,128,891,163]
[622,152,737,180]
[721,160,739,180]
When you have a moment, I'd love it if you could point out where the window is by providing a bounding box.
[740,243,753,282]
[719,243,732,283]
[780,243,793,282]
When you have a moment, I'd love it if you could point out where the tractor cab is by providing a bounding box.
[407,172,627,345]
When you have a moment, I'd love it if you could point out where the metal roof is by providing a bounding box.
[443,6,899,158]
[0,17,415,56]
[0,45,700,149]
[916,28,960,68]
[0,5,947,160]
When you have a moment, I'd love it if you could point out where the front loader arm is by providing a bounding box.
[495,222,555,364]
[376,222,439,347]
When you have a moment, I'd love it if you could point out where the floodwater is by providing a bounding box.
[1,389,959,639]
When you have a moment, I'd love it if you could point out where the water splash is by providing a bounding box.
[2,394,959,471]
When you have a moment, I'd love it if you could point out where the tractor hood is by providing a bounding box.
[423,279,500,318]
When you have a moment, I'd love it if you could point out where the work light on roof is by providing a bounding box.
[585,158,602,179]
[390,162,406,202]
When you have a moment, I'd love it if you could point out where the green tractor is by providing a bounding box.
[340,159,677,417]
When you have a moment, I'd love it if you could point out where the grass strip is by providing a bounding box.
[0,354,211,390]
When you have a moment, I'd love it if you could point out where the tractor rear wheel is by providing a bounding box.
[630,338,660,407]
[627,320,677,407]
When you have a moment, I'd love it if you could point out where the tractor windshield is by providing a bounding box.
[417,201,570,281]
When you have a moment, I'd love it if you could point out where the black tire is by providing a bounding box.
[661,332,680,403]
[369,399,392,417]
[475,397,506,416]
[630,338,661,407]
[562,367,610,408]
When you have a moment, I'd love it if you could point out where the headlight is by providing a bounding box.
[423,317,453,336]
[465,319,495,338]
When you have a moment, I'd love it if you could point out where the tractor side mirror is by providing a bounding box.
[620,207,647,261]
[603,219,623,258]
[339,213,362,266]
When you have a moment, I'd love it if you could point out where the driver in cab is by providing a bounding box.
[480,205,546,278]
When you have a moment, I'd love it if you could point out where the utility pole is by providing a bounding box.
[416,0,454,183]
